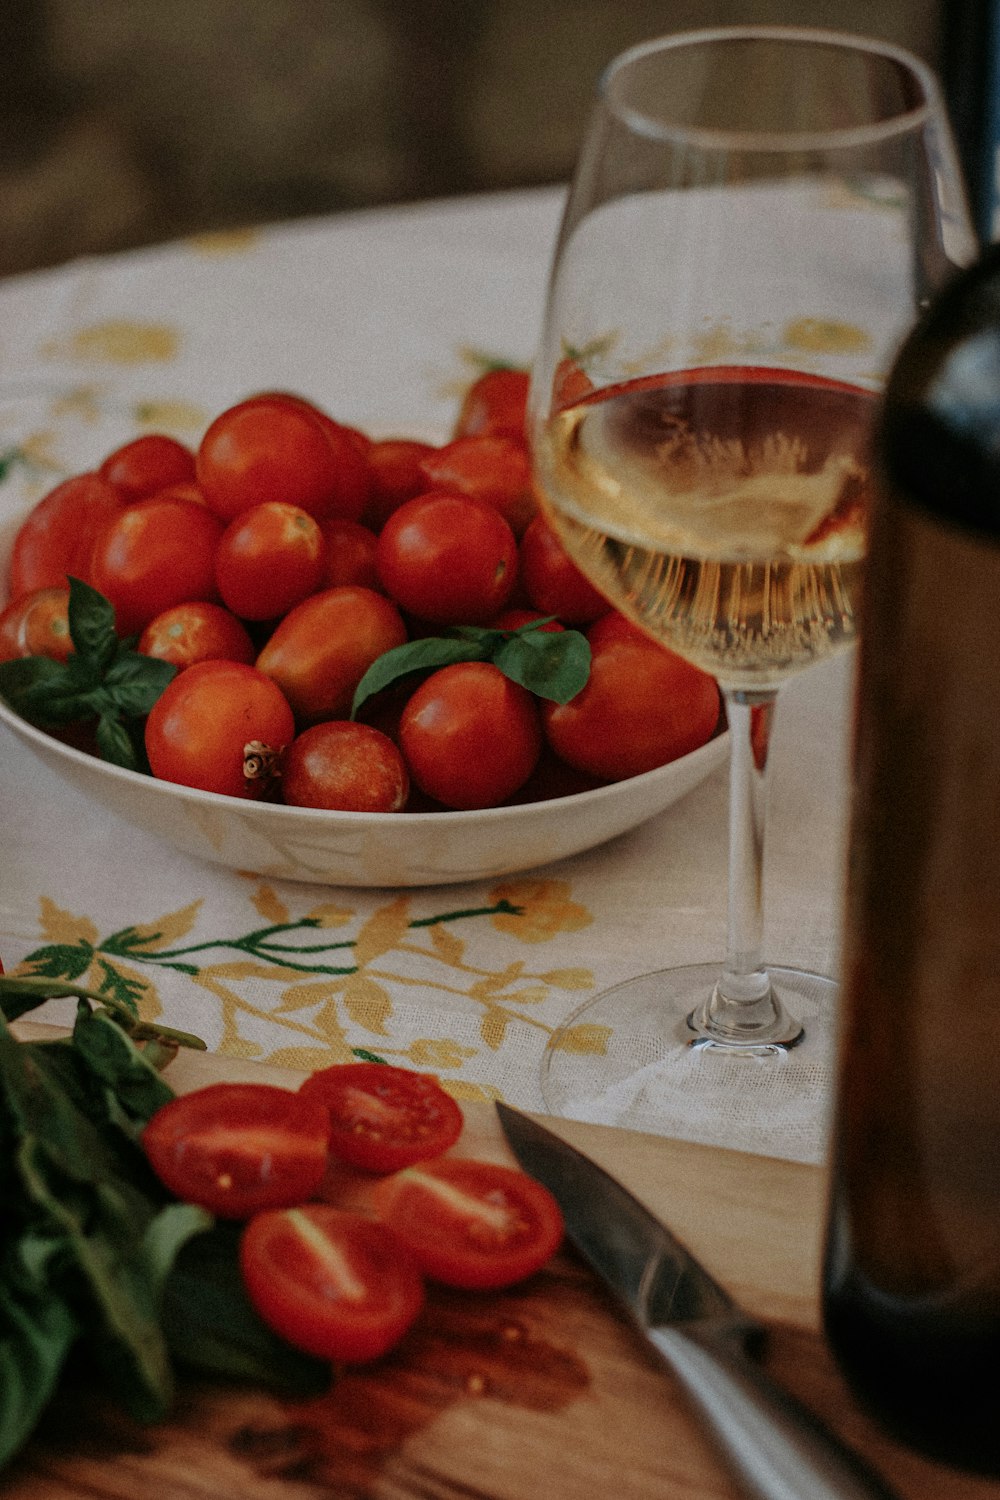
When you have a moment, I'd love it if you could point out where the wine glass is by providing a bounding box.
[529,27,976,1128]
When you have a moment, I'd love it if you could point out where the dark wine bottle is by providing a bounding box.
[822,244,1000,1475]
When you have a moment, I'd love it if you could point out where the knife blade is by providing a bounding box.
[496,1103,899,1500]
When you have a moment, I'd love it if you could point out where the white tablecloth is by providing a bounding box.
[0,188,855,1163]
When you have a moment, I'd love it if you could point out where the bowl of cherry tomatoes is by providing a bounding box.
[0,372,728,887]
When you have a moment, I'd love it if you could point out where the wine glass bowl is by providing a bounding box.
[529,27,977,1123]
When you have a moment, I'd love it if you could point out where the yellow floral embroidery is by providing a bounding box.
[783,317,872,355]
[551,1022,611,1056]
[406,1038,477,1070]
[132,399,207,432]
[188,227,262,255]
[489,879,593,943]
[45,321,180,365]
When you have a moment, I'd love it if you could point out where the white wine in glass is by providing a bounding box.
[529,27,976,1128]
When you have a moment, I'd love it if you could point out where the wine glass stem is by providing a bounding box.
[720,688,774,1002]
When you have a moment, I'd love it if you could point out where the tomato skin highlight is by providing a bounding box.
[375,491,518,625]
[98,433,197,502]
[240,1205,426,1363]
[138,600,256,670]
[141,1082,331,1218]
[298,1062,463,1173]
[145,659,295,797]
[0,586,71,663]
[281,721,409,813]
[452,367,530,444]
[89,495,225,636]
[8,473,124,599]
[214,500,327,620]
[399,661,542,810]
[372,1157,564,1290]
[255,585,407,723]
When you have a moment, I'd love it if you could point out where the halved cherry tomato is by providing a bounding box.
[281,721,409,813]
[0,586,71,663]
[371,1157,564,1290]
[240,1204,425,1363]
[399,661,541,809]
[255,585,407,723]
[453,367,530,443]
[98,433,196,502]
[7,473,124,600]
[214,500,327,620]
[89,494,224,636]
[375,492,518,625]
[417,434,536,535]
[298,1062,463,1173]
[141,1082,331,1218]
[138,600,256,670]
[144,659,295,797]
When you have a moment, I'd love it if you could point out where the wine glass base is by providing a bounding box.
[540,962,837,1139]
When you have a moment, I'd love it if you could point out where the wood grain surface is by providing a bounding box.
[5,1031,997,1500]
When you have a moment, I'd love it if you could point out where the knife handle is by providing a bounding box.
[647,1323,900,1500]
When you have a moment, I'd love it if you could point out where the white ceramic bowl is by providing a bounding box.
[0,696,728,886]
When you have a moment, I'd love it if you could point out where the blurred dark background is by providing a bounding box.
[0,0,977,279]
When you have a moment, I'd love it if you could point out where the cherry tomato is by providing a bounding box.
[453,366,530,443]
[541,612,721,780]
[399,661,541,809]
[519,514,609,625]
[141,1082,331,1218]
[281,721,409,813]
[89,495,224,636]
[298,1062,463,1173]
[417,434,536,535]
[490,607,564,633]
[256,585,407,723]
[321,517,380,590]
[214,501,327,620]
[144,659,295,797]
[371,1157,564,1290]
[98,433,196,502]
[376,492,518,626]
[362,438,436,529]
[7,473,124,600]
[138,600,255,669]
[240,1205,425,1363]
[196,396,366,523]
[0,586,71,663]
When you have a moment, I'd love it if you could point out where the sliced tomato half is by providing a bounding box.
[371,1157,564,1290]
[141,1082,331,1218]
[298,1062,463,1174]
[240,1204,425,1363]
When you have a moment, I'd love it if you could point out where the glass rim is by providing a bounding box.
[599,25,941,153]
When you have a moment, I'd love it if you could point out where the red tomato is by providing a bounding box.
[298,1062,463,1173]
[399,661,541,809]
[371,1157,564,1290]
[98,433,196,502]
[519,514,609,625]
[144,660,295,797]
[490,607,564,634]
[141,1082,331,1218]
[453,367,530,443]
[362,438,436,529]
[214,501,327,620]
[251,392,373,520]
[281,721,409,812]
[256,585,407,723]
[7,473,124,600]
[376,492,518,626]
[417,434,536,535]
[0,586,71,663]
[240,1205,425,1363]
[196,397,367,523]
[542,612,721,780]
[90,495,224,636]
[321,517,380,590]
[138,601,255,670]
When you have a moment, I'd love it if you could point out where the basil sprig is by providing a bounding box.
[0,578,176,772]
[0,975,329,1472]
[351,616,591,719]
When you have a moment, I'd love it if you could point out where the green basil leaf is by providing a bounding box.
[0,1269,78,1470]
[351,633,493,718]
[94,712,145,771]
[101,651,176,716]
[66,576,119,671]
[0,655,92,726]
[493,626,591,703]
[71,1006,175,1123]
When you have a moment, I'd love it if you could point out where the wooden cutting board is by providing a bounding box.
[5,1035,996,1500]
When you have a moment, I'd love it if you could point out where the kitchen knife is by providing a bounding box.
[496,1103,899,1500]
